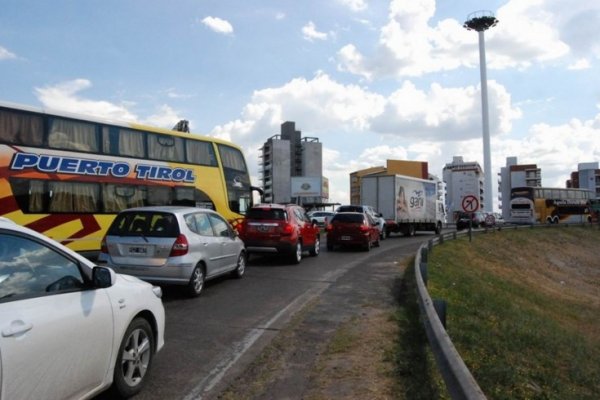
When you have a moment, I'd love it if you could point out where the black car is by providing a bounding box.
[455,211,486,230]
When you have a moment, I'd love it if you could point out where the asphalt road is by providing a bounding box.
[95,232,431,400]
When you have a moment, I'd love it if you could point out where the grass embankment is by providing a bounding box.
[427,226,600,399]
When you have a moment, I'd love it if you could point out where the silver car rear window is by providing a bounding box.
[108,212,180,237]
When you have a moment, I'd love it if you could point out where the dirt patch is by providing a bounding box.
[303,307,399,400]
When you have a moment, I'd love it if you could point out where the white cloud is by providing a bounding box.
[34,79,139,122]
[302,21,328,42]
[144,104,185,128]
[201,16,234,35]
[336,0,588,79]
[0,46,16,60]
[568,58,591,70]
[371,80,521,141]
[34,79,185,129]
[337,0,368,12]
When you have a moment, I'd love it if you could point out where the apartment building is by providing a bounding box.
[498,156,542,220]
[259,121,326,205]
[567,162,600,198]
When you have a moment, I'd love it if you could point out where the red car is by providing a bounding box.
[326,212,380,251]
[238,203,320,264]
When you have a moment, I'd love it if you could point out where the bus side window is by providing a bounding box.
[148,134,184,162]
[48,118,98,153]
[118,129,146,158]
[0,109,43,146]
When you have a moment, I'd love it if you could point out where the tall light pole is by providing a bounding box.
[464,11,498,213]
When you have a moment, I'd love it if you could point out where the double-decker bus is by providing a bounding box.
[509,186,592,224]
[0,101,257,257]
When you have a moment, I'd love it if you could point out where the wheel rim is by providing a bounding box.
[314,238,320,255]
[237,254,246,275]
[192,268,204,293]
[120,327,151,387]
[295,242,302,262]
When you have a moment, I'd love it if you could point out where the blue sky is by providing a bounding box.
[1,0,599,208]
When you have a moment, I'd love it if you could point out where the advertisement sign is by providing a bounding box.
[291,176,323,197]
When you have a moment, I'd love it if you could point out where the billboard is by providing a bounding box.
[291,176,323,197]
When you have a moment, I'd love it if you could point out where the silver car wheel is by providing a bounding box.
[188,266,205,296]
[234,253,246,278]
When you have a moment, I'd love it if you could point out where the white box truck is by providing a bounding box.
[360,174,445,236]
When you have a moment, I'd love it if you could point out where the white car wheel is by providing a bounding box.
[112,318,154,398]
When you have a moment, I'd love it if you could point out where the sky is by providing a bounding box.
[1,0,599,210]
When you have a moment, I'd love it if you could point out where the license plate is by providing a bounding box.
[341,236,352,240]
[129,246,151,256]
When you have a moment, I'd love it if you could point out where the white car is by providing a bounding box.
[0,217,165,399]
[307,211,335,227]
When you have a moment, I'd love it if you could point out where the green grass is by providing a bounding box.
[390,260,448,399]
[427,226,600,400]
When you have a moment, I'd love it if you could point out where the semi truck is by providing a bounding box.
[360,174,445,236]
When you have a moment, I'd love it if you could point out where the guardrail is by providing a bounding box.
[414,222,597,399]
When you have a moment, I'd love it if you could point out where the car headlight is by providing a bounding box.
[152,285,163,299]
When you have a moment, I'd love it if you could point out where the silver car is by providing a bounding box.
[99,206,246,297]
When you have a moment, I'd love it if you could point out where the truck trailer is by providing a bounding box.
[360,174,445,236]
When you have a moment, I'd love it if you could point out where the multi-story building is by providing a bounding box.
[350,160,429,205]
[567,162,600,198]
[442,156,485,221]
[498,156,542,220]
[259,121,325,205]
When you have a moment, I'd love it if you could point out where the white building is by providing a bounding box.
[567,162,600,199]
[498,157,542,220]
[442,156,485,221]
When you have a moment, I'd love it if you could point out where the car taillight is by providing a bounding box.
[170,234,189,257]
[359,225,370,233]
[100,236,108,254]
[281,223,294,236]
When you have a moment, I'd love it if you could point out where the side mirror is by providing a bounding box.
[92,266,116,288]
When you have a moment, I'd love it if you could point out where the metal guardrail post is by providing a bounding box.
[420,261,428,287]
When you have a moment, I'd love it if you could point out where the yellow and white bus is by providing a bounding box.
[509,186,592,224]
[0,101,257,257]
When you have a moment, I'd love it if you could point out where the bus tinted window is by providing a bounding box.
[0,109,43,146]
[49,181,99,212]
[218,144,247,171]
[186,139,217,166]
[148,133,184,162]
[118,128,145,158]
[102,184,146,212]
[48,118,98,152]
